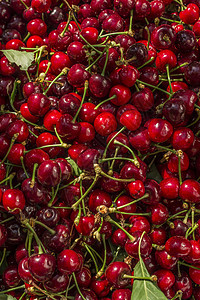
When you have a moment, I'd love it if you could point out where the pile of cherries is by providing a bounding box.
[2,0,200,299]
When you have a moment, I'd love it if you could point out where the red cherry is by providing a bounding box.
[3,189,25,214]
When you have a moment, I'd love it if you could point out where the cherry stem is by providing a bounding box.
[192,207,195,240]
[28,232,33,257]
[73,80,89,122]
[0,216,14,224]
[101,47,109,76]
[1,134,18,165]
[96,234,107,278]
[94,95,116,110]
[170,62,189,73]
[166,64,173,94]
[72,173,99,210]
[102,126,126,160]
[43,68,68,95]
[86,49,106,72]
[101,157,137,164]
[109,147,119,172]
[138,230,146,260]
[0,285,25,295]
[100,169,135,183]
[113,140,139,166]
[60,11,72,37]
[152,143,176,154]
[138,57,154,70]
[145,26,150,51]
[129,9,134,33]
[23,32,30,42]
[72,273,87,300]
[30,281,59,300]
[0,172,15,186]
[167,210,188,222]
[115,211,151,216]
[113,190,125,204]
[10,79,21,112]
[178,154,182,185]
[136,80,171,95]
[23,221,45,254]
[171,291,183,300]
[20,156,29,178]
[54,126,64,144]
[19,292,26,300]
[110,246,121,264]
[178,261,200,270]
[79,178,86,215]
[0,248,6,268]
[80,34,102,55]
[48,180,61,207]
[84,243,99,273]
[187,109,200,128]
[160,16,182,23]
[84,243,104,263]
[34,220,56,235]
[105,215,134,241]
[185,223,198,239]
[100,31,129,39]
[31,163,38,187]
[116,193,150,210]
[19,0,29,9]
[28,127,38,138]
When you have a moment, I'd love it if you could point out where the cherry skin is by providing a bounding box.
[37,160,61,187]
[7,144,26,165]
[57,249,82,274]
[127,180,145,199]
[28,253,56,282]
[75,266,92,288]
[105,261,131,289]
[27,93,50,117]
[0,224,7,247]
[155,250,178,270]
[56,113,81,140]
[94,112,117,136]
[111,289,131,300]
[75,215,95,236]
[51,51,72,75]
[165,236,192,257]
[6,120,29,143]
[89,74,111,98]
[160,177,179,199]
[75,288,98,300]
[120,109,142,131]
[149,203,169,225]
[112,228,128,248]
[27,18,47,36]
[3,265,21,288]
[174,271,193,299]
[171,127,194,151]
[18,257,33,283]
[148,118,173,143]
[31,0,51,13]
[179,179,200,203]
[88,189,112,213]
[131,88,154,112]
[90,277,111,297]
[167,152,189,173]
[3,189,25,214]
[129,127,151,152]
[153,269,175,292]
[44,272,69,293]
[129,216,151,234]
[116,195,137,220]
[155,49,177,72]
[125,230,152,258]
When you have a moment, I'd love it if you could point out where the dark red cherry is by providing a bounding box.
[75,215,95,236]
[44,272,69,293]
[125,43,148,68]
[151,24,176,50]
[28,253,56,282]
[0,224,7,247]
[148,118,173,143]
[94,112,117,136]
[89,74,111,98]
[18,257,33,283]
[3,189,25,214]
[75,266,91,288]
[57,249,82,274]
[165,236,192,257]
[27,93,50,117]
[125,230,152,258]
[105,261,131,289]
[179,179,200,203]
[131,88,154,112]
[174,271,193,299]
[171,127,194,151]
[75,288,98,300]
[153,269,175,292]
[155,250,177,270]
[3,265,21,287]
[160,178,179,199]
[37,160,61,187]
[56,114,81,140]
[88,189,112,213]
[111,289,131,300]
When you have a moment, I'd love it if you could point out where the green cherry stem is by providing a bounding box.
[96,234,107,278]
[136,80,171,96]
[102,126,126,159]
[23,221,45,254]
[34,220,56,235]
[123,274,156,281]
[167,210,188,222]
[84,243,99,273]
[0,172,16,186]
[105,215,134,241]
[166,64,173,94]
[94,95,116,110]
[178,261,200,270]
[80,34,102,55]
[1,134,18,164]
[178,153,183,185]
[10,79,21,112]
[0,216,15,224]
[72,173,99,210]
[113,140,139,166]
[72,273,87,300]
[43,68,68,95]
[116,193,150,210]
[30,163,38,187]
[160,16,182,23]
[73,80,89,122]
[85,48,106,71]
[170,62,189,73]
[0,248,6,268]
[138,57,154,70]
[85,243,104,263]
[0,285,25,295]
[20,156,29,178]
[19,0,29,9]
[60,11,72,37]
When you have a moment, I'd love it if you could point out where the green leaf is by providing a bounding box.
[131,258,168,300]
[1,49,34,71]
[66,157,81,176]
[146,163,162,183]
[0,295,17,300]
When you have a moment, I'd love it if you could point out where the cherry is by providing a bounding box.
[155,49,177,72]
[162,98,187,126]
[107,132,130,154]
[140,67,159,86]
[15,244,28,264]
[143,179,161,205]
[3,265,21,288]
[129,127,151,152]
[6,120,29,143]
[44,272,69,293]
[120,109,142,131]
[0,161,7,181]
[42,225,70,253]
[165,236,192,257]
[31,0,51,13]
[28,253,56,282]
[112,228,128,247]
[2,29,22,44]
[125,230,152,258]
[56,113,81,140]
[89,74,111,98]
[174,271,193,299]
[0,56,16,76]
[179,179,200,203]
[125,43,148,68]
[0,224,7,247]
[94,112,117,136]
[171,127,194,151]
[155,250,177,269]
[75,288,98,300]
[153,269,175,292]
[184,61,200,87]
[184,240,200,264]
[116,195,137,220]
[88,189,112,213]
[149,203,169,225]
[120,160,147,182]
[90,277,110,297]
[3,189,25,214]
[18,257,33,284]
[75,215,95,236]
[111,289,131,300]
[167,151,189,173]
[170,220,189,237]
[179,4,199,24]
[37,160,61,187]
[27,18,47,36]
[127,180,145,199]
[101,171,124,193]
[75,266,92,288]
[67,41,87,64]
[98,48,119,72]
[160,177,179,199]
[57,249,82,274]
[151,24,176,50]
[27,93,50,117]
[115,34,136,51]
[50,51,72,75]
[129,216,151,234]
[131,88,154,112]
[105,261,131,288]
[67,64,90,88]
[7,143,26,165]
[148,118,173,143]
